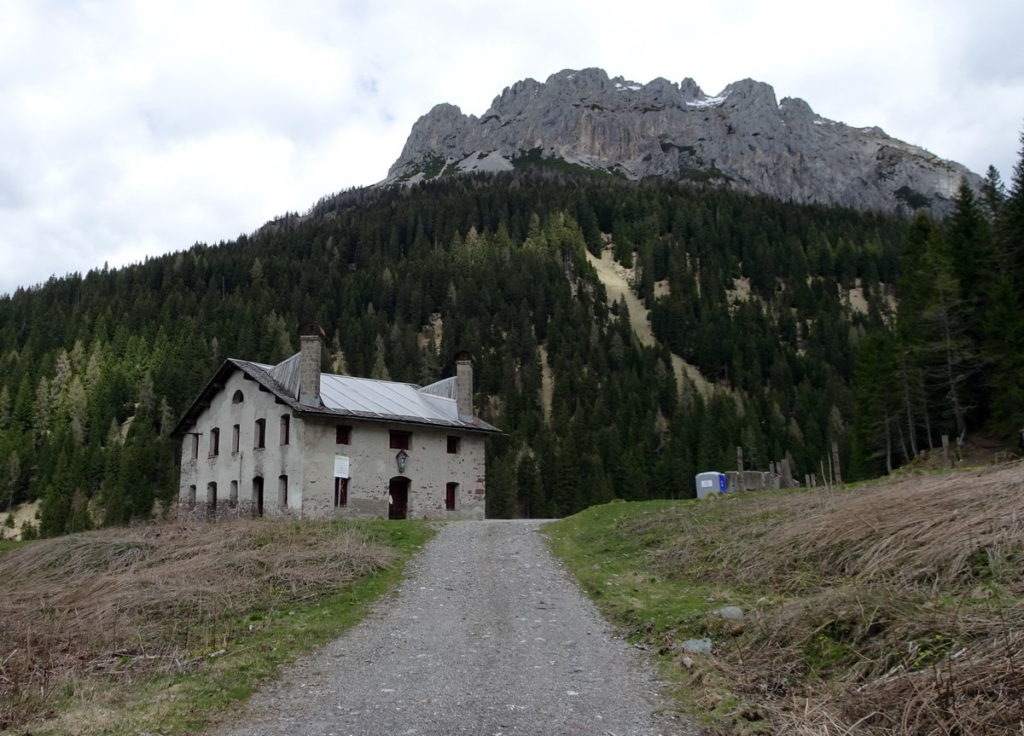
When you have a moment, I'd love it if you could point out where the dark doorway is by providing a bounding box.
[388,476,409,519]
[252,476,264,517]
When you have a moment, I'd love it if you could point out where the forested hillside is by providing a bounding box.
[1,141,1021,536]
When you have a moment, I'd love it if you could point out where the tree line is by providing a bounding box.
[1,134,1021,534]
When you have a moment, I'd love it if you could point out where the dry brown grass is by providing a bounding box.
[655,465,1024,594]
[643,463,1024,735]
[0,517,396,730]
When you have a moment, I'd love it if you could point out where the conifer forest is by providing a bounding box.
[1,136,1022,536]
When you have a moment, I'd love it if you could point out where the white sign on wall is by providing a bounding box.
[334,455,350,479]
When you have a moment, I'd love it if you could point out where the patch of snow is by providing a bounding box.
[686,93,728,109]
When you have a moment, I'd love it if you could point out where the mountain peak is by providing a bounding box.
[385,68,978,213]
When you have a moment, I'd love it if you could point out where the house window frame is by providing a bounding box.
[389,430,411,450]
[254,418,266,449]
[447,435,460,454]
[280,414,290,446]
[336,425,351,445]
[231,424,240,454]
[210,427,220,457]
[445,482,458,511]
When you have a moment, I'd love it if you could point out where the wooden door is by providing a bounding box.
[388,477,409,519]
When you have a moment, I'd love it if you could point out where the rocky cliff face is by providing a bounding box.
[385,68,978,214]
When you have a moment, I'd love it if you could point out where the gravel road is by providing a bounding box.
[210,520,692,736]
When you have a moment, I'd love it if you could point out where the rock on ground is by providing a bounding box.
[209,519,692,736]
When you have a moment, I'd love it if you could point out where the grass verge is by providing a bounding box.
[0,540,29,556]
[546,463,1024,735]
[1,518,434,735]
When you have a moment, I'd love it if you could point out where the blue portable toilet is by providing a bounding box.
[695,471,727,499]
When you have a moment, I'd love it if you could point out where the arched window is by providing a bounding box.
[187,484,197,508]
[252,477,264,517]
[278,475,288,509]
[280,414,290,445]
[232,390,244,404]
[207,482,218,511]
[229,480,238,508]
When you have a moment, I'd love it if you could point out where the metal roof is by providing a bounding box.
[236,356,500,433]
[172,351,501,437]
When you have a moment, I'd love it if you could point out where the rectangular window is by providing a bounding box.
[334,477,348,507]
[229,480,238,508]
[389,430,411,450]
[445,482,458,511]
[447,436,460,454]
[278,475,288,508]
[210,427,220,457]
[191,434,199,459]
[254,418,266,449]
[280,414,290,445]
[336,425,351,445]
[232,424,240,454]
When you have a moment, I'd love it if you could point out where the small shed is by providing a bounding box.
[695,471,727,499]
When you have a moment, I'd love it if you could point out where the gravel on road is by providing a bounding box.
[209,519,693,736]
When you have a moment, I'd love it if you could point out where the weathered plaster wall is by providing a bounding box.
[178,371,305,516]
[299,418,486,520]
[178,370,487,520]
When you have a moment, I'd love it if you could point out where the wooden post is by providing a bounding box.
[942,434,951,469]
[831,442,842,485]
[737,446,744,472]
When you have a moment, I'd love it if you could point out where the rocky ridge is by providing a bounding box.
[385,67,979,214]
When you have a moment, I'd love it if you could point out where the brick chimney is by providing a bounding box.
[299,334,322,406]
[454,351,473,418]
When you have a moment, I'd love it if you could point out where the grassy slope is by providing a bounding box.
[0,540,28,556]
[1,519,434,736]
[546,464,1024,735]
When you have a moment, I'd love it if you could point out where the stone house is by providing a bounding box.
[173,336,499,520]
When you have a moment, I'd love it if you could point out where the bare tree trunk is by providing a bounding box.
[900,356,918,457]
[942,312,968,442]
[923,400,935,451]
[884,413,893,474]
[896,414,910,464]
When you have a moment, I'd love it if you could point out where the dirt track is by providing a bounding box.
[209,520,690,736]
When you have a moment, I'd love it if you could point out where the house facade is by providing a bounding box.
[173,336,499,520]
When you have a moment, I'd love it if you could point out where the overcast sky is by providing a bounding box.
[1,0,1021,296]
